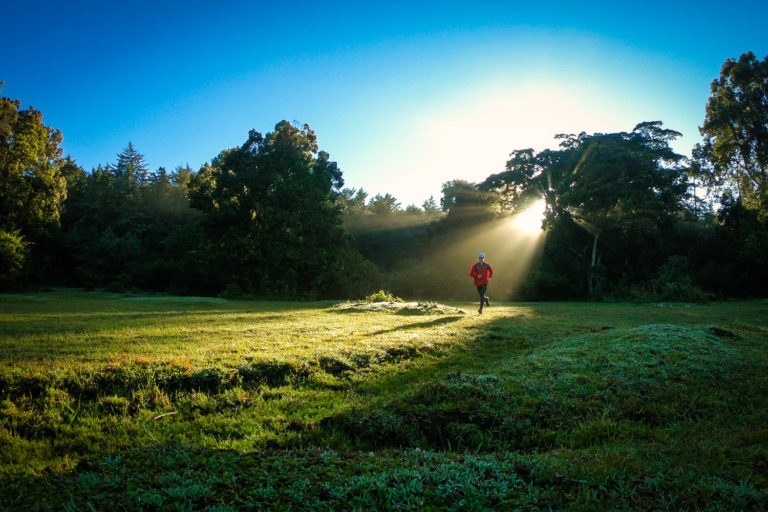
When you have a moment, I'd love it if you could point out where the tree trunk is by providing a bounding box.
[588,232,600,296]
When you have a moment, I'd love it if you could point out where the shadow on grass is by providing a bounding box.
[370,316,464,335]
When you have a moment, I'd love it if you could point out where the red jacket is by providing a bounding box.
[469,261,493,286]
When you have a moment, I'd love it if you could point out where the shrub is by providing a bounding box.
[650,256,713,302]
[0,229,29,289]
[219,283,245,299]
[517,270,581,301]
[364,290,403,302]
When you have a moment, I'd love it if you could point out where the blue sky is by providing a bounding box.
[5,1,767,206]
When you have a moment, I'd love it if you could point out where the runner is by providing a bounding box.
[469,252,493,314]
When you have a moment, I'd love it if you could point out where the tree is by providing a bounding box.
[0,83,66,285]
[338,187,368,215]
[422,195,440,213]
[712,193,768,296]
[367,193,401,216]
[111,142,149,188]
[482,122,689,296]
[58,143,152,288]
[189,121,370,298]
[57,145,200,292]
[405,204,422,214]
[693,52,768,219]
[438,180,493,218]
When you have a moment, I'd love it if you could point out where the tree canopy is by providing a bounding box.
[693,51,768,219]
[482,121,689,295]
[0,83,65,285]
[188,121,374,298]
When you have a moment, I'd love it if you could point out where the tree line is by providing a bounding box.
[1,52,767,301]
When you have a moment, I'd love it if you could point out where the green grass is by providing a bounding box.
[1,290,767,510]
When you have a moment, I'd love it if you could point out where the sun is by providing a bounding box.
[512,198,547,234]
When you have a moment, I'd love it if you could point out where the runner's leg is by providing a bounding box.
[477,284,487,312]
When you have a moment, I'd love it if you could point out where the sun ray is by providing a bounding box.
[512,198,547,235]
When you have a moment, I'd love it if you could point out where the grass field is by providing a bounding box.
[1,289,767,510]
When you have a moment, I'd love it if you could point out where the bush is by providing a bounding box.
[219,283,245,299]
[650,256,713,302]
[0,229,29,289]
[517,270,580,301]
[334,248,383,300]
[364,290,403,302]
